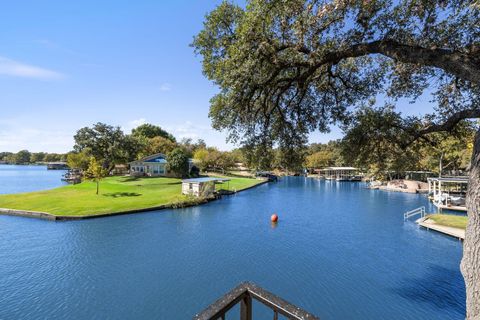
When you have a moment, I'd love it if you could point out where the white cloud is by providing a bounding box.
[159,83,171,91]
[167,121,236,150]
[168,121,207,140]
[122,118,147,133]
[0,122,73,153]
[0,56,65,80]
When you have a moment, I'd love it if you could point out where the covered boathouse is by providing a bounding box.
[182,177,230,197]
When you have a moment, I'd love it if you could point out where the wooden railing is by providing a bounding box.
[193,282,319,320]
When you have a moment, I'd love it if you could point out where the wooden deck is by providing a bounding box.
[417,217,465,240]
[434,203,467,212]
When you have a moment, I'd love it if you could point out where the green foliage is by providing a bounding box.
[84,157,109,195]
[193,147,236,173]
[44,153,64,162]
[178,138,207,158]
[74,122,128,168]
[193,148,210,171]
[193,0,479,168]
[14,150,31,164]
[273,145,306,173]
[132,123,176,142]
[166,148,190,177]
[30,152,46,163]
[141,136,178,157]
[66,151,91,170]
[0,152,13,163]
[242,141,274,171]
[305,151,334,168]
[342,106,477,178]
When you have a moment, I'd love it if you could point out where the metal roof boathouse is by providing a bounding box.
[182,177,230,197]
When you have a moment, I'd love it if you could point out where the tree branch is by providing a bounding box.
[277,40,480,84]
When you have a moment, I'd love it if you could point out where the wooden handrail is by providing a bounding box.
[193,282,319,320]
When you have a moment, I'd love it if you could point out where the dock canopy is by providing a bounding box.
[321,166,357,171]
[320,166,361,181]
[427,177,469,183]
[181,177,230,183]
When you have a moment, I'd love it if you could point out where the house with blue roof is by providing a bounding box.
[129,153,169,177]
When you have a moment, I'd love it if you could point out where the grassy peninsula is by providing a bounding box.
[0,176,263,217]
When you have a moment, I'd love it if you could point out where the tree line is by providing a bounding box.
[66,122,245,178]
[2,121,473,179]
[0,151,66,164]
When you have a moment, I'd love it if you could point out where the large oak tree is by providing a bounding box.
[192,0,480,317]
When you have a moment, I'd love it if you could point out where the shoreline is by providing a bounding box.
[0,179,269,221]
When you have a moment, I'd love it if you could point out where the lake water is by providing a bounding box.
[0,168,465,319]
[0,164,67,194]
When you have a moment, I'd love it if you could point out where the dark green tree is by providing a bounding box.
[132,123,176,142]
[44,153,63,162]
[0,152,13,162]
[193,1,480,316]
[15,150,31,164]
[73,123,127,169]
[166,148,190,178]
[30,152,46,163]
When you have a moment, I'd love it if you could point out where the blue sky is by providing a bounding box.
[0,1,434,153]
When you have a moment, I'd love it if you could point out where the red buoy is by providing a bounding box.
[271,214,278,222]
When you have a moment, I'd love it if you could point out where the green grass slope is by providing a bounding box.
[0,176,263,216]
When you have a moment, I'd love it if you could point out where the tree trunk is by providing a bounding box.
[439,151,444,178]
[96,180,99,195]
[461,127,480,319]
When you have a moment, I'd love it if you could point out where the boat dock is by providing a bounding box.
[416,216,465,240]
[427,177,468,212]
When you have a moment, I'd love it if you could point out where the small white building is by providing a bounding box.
[129,153,169,177]
[182,177,230,197]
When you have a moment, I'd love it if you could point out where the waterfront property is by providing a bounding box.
[0,176,465,319]
[182,177,230,197]
[417,215,466,240]
[427,177,468,212]
[129,153,195,177]
[0,175,262,217]
[129,153,169,177]
[321,166,361,181]
[404,206,467,240]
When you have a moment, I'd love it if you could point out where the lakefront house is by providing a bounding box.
[129,153,168,177]
[129,153,196,177]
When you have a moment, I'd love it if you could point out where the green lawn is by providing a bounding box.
[212,174,263,191]
[427,214,468,229]
[0,176,263,217]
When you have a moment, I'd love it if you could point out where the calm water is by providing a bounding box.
[0,164,67,194]
[0,172,465,319]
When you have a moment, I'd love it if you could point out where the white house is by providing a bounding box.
[129,153,169,177]
[129,153,196,177]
